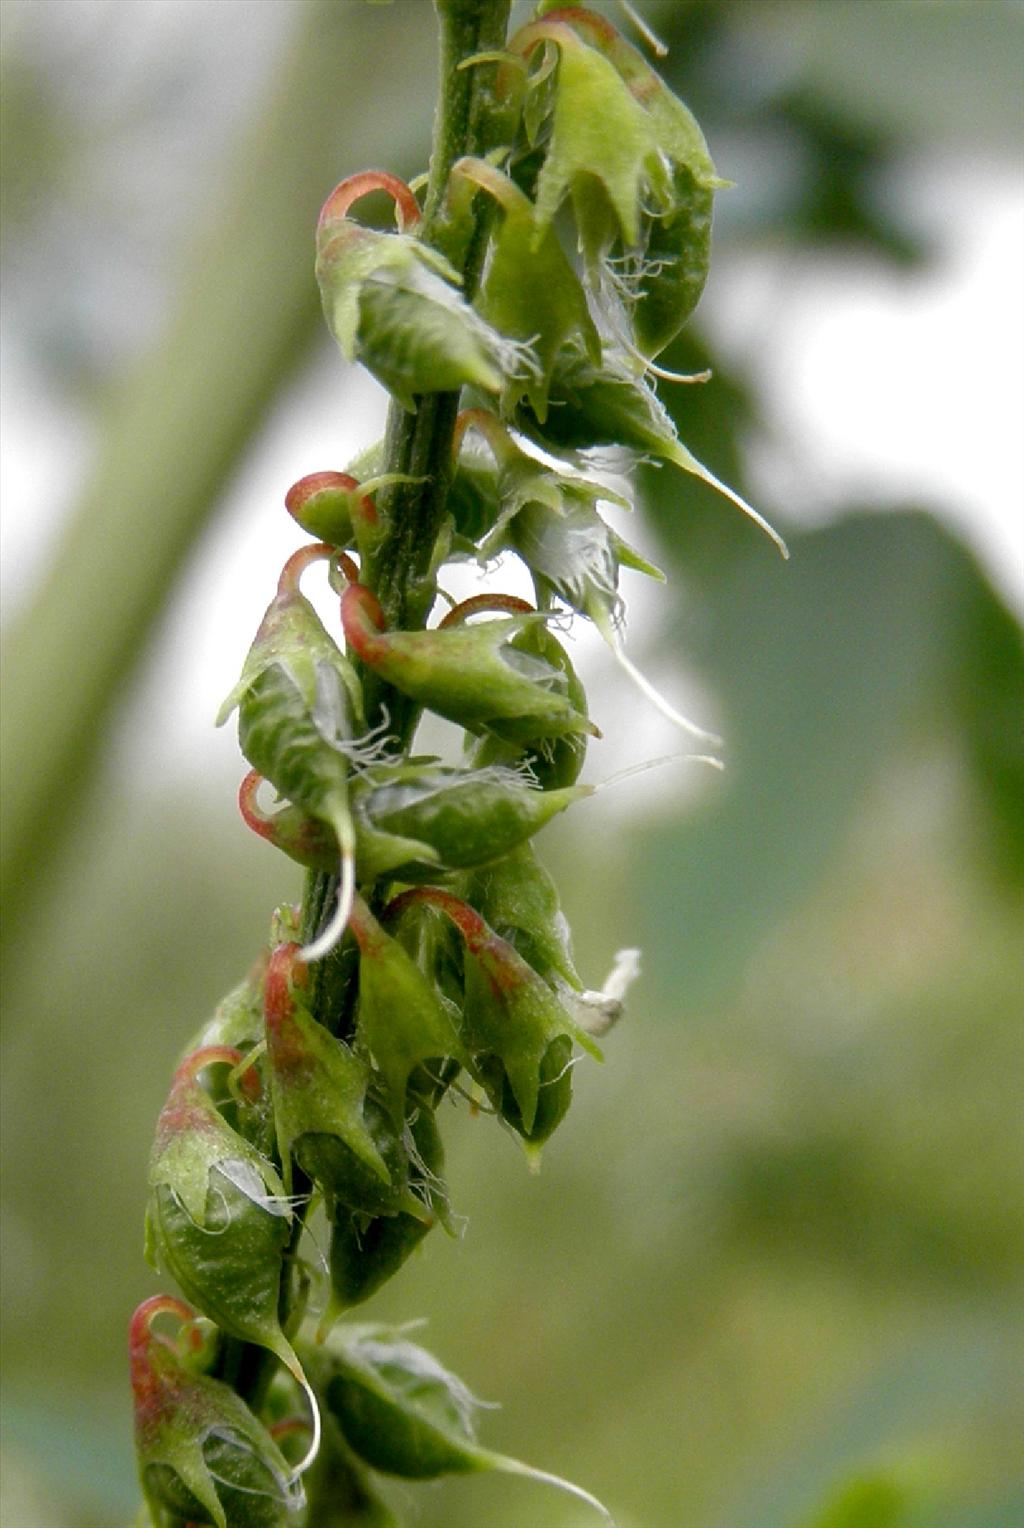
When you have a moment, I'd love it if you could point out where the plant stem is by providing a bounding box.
[218,5,513,1513]
[366,0,514,646]
[307,0,512,958]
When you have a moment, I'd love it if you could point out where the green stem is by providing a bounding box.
[365,0,514,646]
[306,0,512,958]
[223,5,514,1515]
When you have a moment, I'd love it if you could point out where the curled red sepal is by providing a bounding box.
[263,941,310,1060]
[238,770,336,872]
[438,593,536,629]
[285,470,380,548]
[340,582,390,664]
[129,1294,199,1406]
[276,542,336,597]
[384,887,491,955]
[286,471,377,525]
[317,169,422,234]
[171,1044,261,1104]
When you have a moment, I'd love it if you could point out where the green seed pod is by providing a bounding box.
[470,617,592,790]
[354,762,592,880]
[448,156,600,420]
[284,471,367,549]
[218,545,368,960]
[507,484,663,624]
[386,890,600,1145]
[131,1296,304,1528]
[315,170,532,412]
[264,943,423,1221]
[515,339,682,455]
[461,839,582,992]
[341,583,595,746]
[510,17,672,268]
[548,5,721,190]
[515,344,788,557]
[320,1326,611,1520]
[145,1048,302,1379]
[326,1105,448,1318]
[349,894,468,1127]
[630,160,714,358]
[476,1032,574,1154]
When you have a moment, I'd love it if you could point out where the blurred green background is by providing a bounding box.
[2,2,1022,1525]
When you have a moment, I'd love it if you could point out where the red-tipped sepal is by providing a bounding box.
[341,583,594,746]
[130,1295,303,1527]
[387,890,601,1157]
[263,943,424,1221]
[348,894,468,1128]
[145,1048,302,1378]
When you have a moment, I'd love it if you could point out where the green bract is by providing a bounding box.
[627,160,714,358]
[355,761,591,877]
[340,583,595,744]
[387,889,600,1144]
[515,19,672,265]
[131,1297,303,1528]
[349,894,468,1127]
[145,1048,303,1376]
[263,943,424,1219]
[449,156,599,419]
[515,342,788,556]
[320,1325,611,1520]
[316,172,533,413]
[461,839,582,993]
[326,1105,449,1319]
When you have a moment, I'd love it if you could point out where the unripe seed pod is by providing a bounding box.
[218,546,368,960]
[264,943,423,1220]
[448,156,599,420]
[321,1327,611,1520]
[515,345,787,556]
[461,840,582,993]
[470,619,593,789]
[340,583,595,745]
[349,895,468,1127]
[315,171,531,411]
[353,762,592,881]
[386,890,600,1142]
[326,1105,448,1317]
[510,18,672,267]
[539,6,721,191]
[631,161,713,358]
[145,1049,302,1378]
[131,1295,303,1528]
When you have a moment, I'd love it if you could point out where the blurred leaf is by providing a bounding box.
[721,1323,1007,1528]
[636,508,1024,1012]
[797,1473,907,1528]
[787,0,1024,150]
